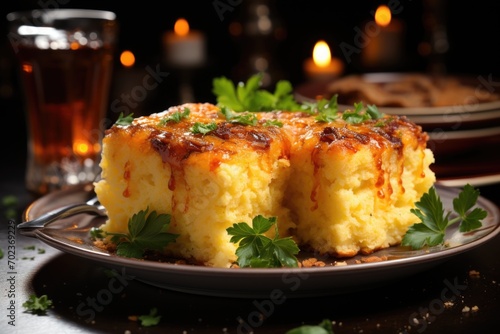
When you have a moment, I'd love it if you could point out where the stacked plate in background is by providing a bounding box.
[294,72,500,187]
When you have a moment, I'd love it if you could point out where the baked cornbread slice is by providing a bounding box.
[94,103,294,267]
[263,111,435,257]
[94,102,435,267]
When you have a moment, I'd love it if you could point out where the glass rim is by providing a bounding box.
[6,9,116,23]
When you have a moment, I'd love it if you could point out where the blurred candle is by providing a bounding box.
[120,50,135,68]
[303,40,344,81]
[163,18,206,68]
[112,49,149,115]
[362,5,404,68]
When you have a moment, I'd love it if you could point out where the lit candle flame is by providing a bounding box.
[174,18,190,37]
[312,40,332,67]
[375,5,392,27]
[120,50,135,67]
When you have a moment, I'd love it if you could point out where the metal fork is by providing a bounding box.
[17,196,106,236]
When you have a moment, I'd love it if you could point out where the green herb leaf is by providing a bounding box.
[2,195,18,207]
[271,80,302,111]
[212,76,245,111]
[190,121,218,135]
[106,208,178,258]
[219,106,258,125]
[286,319,334,334]
[213,73,301,112]
[115,242,145,258]
[238,74,263,110]
[115,112,135,126]
[158,107,190,126]
[453,184,487,232]
[342,102,371,124]
[138,307,161,327]
[90,227,106,239]
[212,75,384,127]
[336,102,385,124]
[307,94,339,122]
[226,215,299,268]
[22,294,53,314]
[402,185,487,250]
[263,119,284,127]
[366,104,383,120]
[2,195,18,219]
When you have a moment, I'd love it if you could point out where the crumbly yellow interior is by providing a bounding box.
[286,128,434,257]
[94,103,435,268]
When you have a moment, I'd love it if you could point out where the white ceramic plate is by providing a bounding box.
[21,185,500,298]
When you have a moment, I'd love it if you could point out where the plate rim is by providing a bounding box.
[294,72,500,117]
[21,185,500,283]
[427,125,500,140]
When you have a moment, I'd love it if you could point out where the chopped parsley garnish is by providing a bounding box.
[90,226,106,239]
[341,102,383,124]
[23,294,53,314]
[263,119,284,127]
[190,121,218,135]
[286,319,334,334]
[212,73,301,112]
[220,106,258,125]
[115,112,134,126]
[138,307,161,327]
[2,194,18,219]
[105,208,178,258]
[226,215,299,268]
[302,94,339,122]
[402,184,487,250]
[158,107,190,126]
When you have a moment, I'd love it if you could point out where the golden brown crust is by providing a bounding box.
[108,103,291,173]
[98,103,434,265]
[109,103,429,176]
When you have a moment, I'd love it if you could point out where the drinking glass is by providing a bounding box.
[6,9,118,195]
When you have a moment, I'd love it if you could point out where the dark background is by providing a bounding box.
[2,0,500,179]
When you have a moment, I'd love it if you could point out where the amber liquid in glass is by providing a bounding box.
[16,46,114,194]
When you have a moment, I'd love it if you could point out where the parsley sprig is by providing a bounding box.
[212,73,301,112]
[402,184,487,250]
[212,74,384,125]
[23,294,53,314]
[226,215,299,268]
[104,208,178,258]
